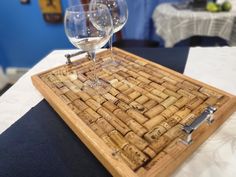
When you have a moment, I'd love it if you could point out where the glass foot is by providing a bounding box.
[83,79,111,95]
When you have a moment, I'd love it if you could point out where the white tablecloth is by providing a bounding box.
[0,47,236,177]
[153,3,236,47]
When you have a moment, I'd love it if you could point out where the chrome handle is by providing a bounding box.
[181,106,217,144]
[65,51,88,65]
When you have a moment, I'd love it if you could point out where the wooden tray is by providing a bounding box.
[32,48,236,177]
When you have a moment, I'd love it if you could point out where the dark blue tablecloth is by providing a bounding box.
[0,47,189,177]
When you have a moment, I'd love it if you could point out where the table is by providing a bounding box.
[0,47,236,177]
[152,3,236,47]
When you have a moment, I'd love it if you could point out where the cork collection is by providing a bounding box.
[32,48,236,177]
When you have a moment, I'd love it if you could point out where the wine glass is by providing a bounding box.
[90,0,128,66]
[64,4,113,92]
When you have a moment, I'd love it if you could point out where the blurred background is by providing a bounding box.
[0,0,235,93]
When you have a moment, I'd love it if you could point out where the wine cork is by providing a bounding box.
[85,107,101,120]
[117,83,130,92]
[144,125,167,143]
[126,70,139,78]
[164,89,181,99]
[143,147,156,158]
[97,107,114,121]
[90,123,106,137]
[96,118,115,134]
[125,132,148,150]
[127,119,147,137]
[160,96,178,108]
[68,103,81,115]
[135,95,149,104]
[78,112,98,125]
[162,76,178,85]
[127,109,148,124]
[117,70,130,78]
[85,99,101,111]
[59,86,70,94]
[70,86,82,94]
[160,121,172,130]
[133,85,147,94]
[123,88,135,95]
[113,109,132,123]
[109,130,128,149]
[144,105,165,118]
[103,93,119,103]
[161,105,178,119]
[143,99,158,109]
[123,144,149,168]
[137,76,151,84]
[109,78,119,85]
[91,94,106,104]
[143,115,165,130]
[117,93,132,104]
[129,101,147,113]
[150,135,172,153]
[110,118,131,135]
[199,87,222,98]
[204,97,218,106]
[138,71,151,78]
[150,82,165,91]
[65,90,78,101]
[192,103,208,116]
[76,91,90,101]
[109,87,120,96]
[59,95,71,105]
[174,107,191,119]
[139,82,154,92]
[73,79,84,89]
[183,81,200,90]
[191,90,208,100]
[176,83,192,92]
[163,138,187,159]
[73,99,88,111]
[174,97,189,109]
[164,124,184,140]
[136,167,147,177]
[51,87,61,96]
[166,115,181,127]
[113,73,124,81]
[180,113,196,125]
[115,100,130,111]
[162,82,179,92]
[54,82,64,89]
[63,80,76,90]
[149,77,165,84]
[128,91,141,100]
[77,73,88,82]
[146,93,163,103]
[111,80,123,89]
[102,135,120,153]
[102,101,118,112]
[151,89,168,99]
[177,89,196,100]
[186,97,203,110]
[126,77,141,86]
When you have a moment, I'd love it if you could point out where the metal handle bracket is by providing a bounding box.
[181,106,217,145]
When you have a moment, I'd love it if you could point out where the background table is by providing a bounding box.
[0,47,236,177]
[153,3,236,47]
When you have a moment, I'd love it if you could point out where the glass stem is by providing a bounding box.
[88,51,98,83]
[109,34,114,62]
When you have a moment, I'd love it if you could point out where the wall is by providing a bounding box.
[0,0,73,69]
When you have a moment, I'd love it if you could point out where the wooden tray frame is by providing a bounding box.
[32,48,236,177]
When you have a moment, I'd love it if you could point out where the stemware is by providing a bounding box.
[90,0,128,66]
[64,4,113,92]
